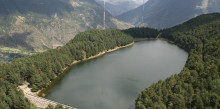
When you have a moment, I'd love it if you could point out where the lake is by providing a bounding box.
[45,40,188,109]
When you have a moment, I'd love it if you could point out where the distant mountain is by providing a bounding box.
[0,0,133,52]
[117,0,220,29]
[95,0,139,16]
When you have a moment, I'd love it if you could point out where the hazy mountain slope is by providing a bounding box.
[0,0,133,52]
[95,0,139,16]
[117,0,220,29]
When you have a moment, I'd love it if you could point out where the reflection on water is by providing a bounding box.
[45,40,188,109]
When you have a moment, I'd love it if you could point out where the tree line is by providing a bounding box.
[122,27,159,39]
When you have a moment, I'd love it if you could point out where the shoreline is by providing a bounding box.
[134,38,156,42]
[19,42,134,97]
[134,38,174,44]
[62,42,135,73]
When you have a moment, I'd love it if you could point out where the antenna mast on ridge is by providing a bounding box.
[103,0,106,29]
[142,0,145,26]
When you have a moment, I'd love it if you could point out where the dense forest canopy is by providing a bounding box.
[122,27,159,39]
[0,13,219,109]
[135,13,220,109]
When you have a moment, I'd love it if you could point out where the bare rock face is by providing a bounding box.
[0,0,133,51]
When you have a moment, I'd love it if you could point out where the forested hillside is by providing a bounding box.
[135,13,220,108]
[117,0,220,29]
[0,29,133,108]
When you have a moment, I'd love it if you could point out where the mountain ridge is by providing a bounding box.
[95,0,139,16]
[117,0,220,29]
[0,0,133,52]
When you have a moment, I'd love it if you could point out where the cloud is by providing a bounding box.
[97,0,148,5]
[132,0,147,4]
[196,0,209,13]
[132,0,149,4]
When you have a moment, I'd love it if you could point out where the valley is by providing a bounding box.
[0,0,219,108]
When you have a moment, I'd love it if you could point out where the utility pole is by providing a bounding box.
[103,0,106,29]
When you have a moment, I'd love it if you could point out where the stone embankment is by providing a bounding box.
[19,83,76,109]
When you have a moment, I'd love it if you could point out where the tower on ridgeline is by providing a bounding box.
[103,0,106,29]
[141,0,145,26]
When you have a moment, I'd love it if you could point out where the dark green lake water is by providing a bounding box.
[45,40,188,109]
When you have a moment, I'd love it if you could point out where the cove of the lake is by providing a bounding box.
[45,40,188,109]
